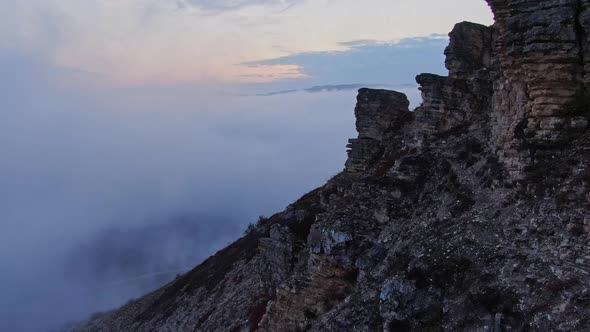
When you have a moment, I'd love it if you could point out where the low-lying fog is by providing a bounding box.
[0,54,423,331]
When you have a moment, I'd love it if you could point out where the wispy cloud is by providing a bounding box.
[181,0,301,12]
[338,39,381,48]
[237,64,309,82]
[241,36,450,87]
[0,1,492,86]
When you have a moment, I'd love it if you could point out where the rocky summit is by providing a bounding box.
[72,1,590,331]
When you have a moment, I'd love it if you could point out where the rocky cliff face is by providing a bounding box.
[71,1,590,331]
[487,0,590,178]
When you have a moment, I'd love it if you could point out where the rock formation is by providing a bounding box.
[487,0,590,177]
[70,1,590,331]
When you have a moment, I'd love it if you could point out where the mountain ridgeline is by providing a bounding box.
[72,1,590,331]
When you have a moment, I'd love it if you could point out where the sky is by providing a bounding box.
[1,0,493,86]
[0,1,493,331]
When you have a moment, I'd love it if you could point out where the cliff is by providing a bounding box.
[72,1,590,331]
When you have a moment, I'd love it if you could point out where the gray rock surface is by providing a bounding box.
[70,1,590,331]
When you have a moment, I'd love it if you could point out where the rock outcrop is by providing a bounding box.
[345,89,411,175]
[70,1,590,331]
[487,0,590,177]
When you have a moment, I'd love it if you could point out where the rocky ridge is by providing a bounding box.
[72,1,590,331]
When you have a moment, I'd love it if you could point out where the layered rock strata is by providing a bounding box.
[486,0,590,177]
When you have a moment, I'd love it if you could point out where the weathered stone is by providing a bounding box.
[486,0,590,177]
[379,278,416,331]
[344,88,411,175]
[445,21,493,79]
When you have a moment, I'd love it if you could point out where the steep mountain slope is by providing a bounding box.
[72,1,590,331]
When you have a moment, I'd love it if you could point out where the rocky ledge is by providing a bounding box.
[71,1,590,331]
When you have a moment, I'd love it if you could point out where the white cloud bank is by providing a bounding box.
[0,54,360,331]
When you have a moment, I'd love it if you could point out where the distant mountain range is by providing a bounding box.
[253,83,417,96]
